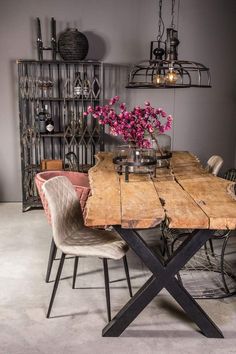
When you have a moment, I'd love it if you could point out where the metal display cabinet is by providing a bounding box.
[17,60,104,211]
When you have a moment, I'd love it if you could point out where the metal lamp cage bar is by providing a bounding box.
[126,60,211,88]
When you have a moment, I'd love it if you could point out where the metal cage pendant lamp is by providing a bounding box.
[126,0,211,89]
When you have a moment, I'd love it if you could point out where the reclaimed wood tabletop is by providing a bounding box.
[85,151,236,230]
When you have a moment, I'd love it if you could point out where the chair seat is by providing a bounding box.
[59,227,128,260]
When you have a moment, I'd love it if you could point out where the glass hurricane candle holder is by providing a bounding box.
[113,145,157,182]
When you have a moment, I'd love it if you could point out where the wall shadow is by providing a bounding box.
[84,31,107,61]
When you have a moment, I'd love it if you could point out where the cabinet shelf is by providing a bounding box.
[40,132,100,138]
[40,132,64,137]
[23,97,100,102]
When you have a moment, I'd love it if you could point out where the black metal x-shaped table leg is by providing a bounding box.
[102,227,224,338]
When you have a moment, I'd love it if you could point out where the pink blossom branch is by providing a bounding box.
[84,98,173,150]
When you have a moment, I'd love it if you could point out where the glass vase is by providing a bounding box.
[150,133,172,168]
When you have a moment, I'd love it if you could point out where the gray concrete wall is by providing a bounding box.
[0,0,235,201]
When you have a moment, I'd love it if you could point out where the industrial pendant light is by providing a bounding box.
[126,0,211,89]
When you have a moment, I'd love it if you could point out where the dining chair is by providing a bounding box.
[205,155,223,176]
[42,175,132,321]
[35,171,90,283]
[204,155,223,253]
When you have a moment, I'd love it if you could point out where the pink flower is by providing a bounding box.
[120,103,126,111]
[110,128,118,136]
[87,106,94,113]
[109,98,116,105]
[148,126,154,133]
[142,139,151,148]
[161,111,167,118]
[109,96,120,105]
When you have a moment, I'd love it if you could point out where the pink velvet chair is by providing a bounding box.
[35,171,91,282]
[35,171,90,223]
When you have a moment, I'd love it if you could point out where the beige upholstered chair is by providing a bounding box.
[35,171,90,283]
[205,155,223,176]
[42,176,132,321]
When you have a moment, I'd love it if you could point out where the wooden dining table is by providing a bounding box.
[85,151,236,338]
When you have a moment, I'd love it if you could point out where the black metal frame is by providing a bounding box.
[113,155,157,182]
[45,238,57,283]
[36,18,57,61]
[102,226,223,338]
[46,252,132,322]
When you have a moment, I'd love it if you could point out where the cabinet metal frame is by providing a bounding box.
[17,60,104,211]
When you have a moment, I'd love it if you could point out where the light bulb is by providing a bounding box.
[153,74,165,85]
[165,68,178,84]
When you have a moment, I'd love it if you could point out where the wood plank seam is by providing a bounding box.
[173,175,210,228]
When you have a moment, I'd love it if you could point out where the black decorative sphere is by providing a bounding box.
[58,28,89,61]
[153,47,165,60]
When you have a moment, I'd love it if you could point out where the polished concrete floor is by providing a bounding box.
[1,203,236,354]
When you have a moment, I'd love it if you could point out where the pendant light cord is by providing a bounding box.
[171,0,176,28]
[172,0,180,151]
[157,0,165,41]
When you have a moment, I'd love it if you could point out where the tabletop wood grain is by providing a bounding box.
[85,151,236,230]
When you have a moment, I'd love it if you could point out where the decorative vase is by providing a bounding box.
[151,133,172,167]
[58,28,89,61]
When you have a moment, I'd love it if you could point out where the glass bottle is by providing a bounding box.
[74,72,83,98]
[45,105,54,134]
[83,72,91,99]
[37,105,46,133]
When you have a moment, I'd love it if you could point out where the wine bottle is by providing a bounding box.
[74,72,82,98]
[37,105,46,133]
[45,105,54,134]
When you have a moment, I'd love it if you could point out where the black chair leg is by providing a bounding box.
[103,258,111,322]
[45,237,57,283]
[123,255,133,297]
[72,256,79,289]
[46,253,65,318]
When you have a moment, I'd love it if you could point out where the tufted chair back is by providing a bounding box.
[206,155,223,176]
[42,176,85,248]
